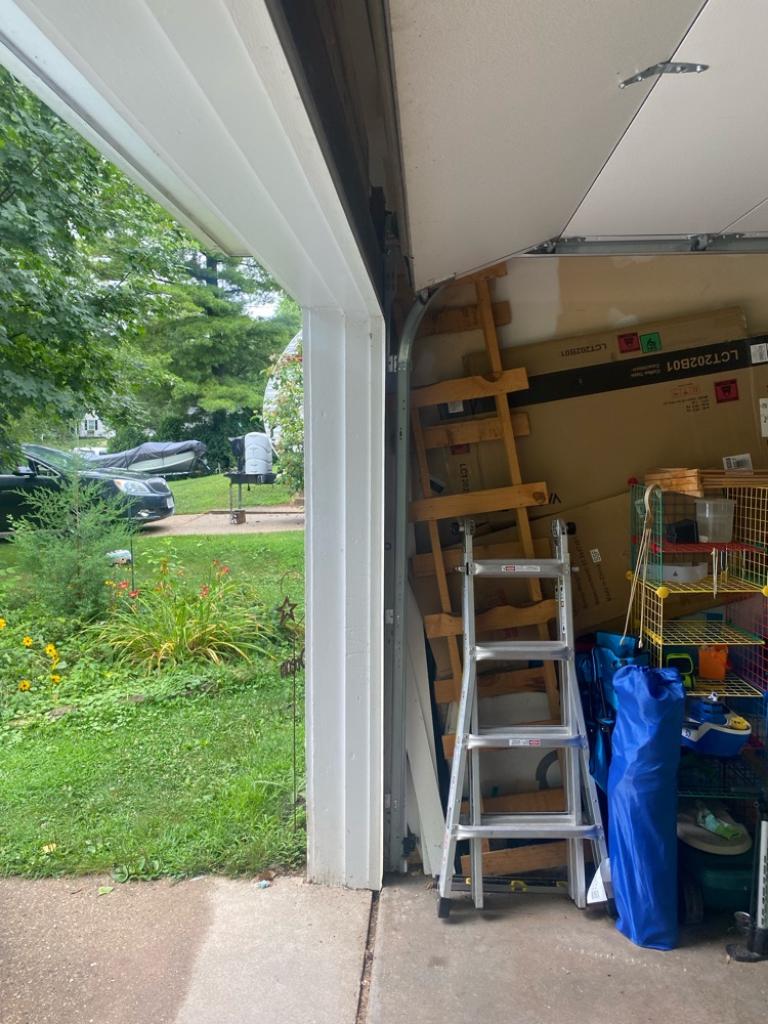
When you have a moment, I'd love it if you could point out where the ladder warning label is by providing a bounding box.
[501,564,541,574]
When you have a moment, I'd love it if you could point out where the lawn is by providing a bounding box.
[0,531,306,879]
[170,474,295,514]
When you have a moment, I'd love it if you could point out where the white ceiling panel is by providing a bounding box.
[388,0,705,287]
[567,0,768,238]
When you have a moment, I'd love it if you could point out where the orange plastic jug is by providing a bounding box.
[698,644,728,681]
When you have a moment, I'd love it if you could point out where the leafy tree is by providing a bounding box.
[265,337,304,494]
[114,279,301,467]
[0,67,187,449]
[0,66,299,464]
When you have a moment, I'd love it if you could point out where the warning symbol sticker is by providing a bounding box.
[640,331,662,353]
[617,332,640,353]
[714,379,739,403]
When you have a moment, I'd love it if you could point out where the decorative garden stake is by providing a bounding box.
[277,578,303,832]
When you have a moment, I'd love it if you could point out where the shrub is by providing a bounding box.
[264,338,303,495]
[10,478,135,621]
[92,560,278,668]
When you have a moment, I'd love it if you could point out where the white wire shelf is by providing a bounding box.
[643,620,765,647]
[637,573,767,596]
[686,674,764,699]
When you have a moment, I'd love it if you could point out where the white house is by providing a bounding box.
[77,412,114,443]
[3,0,768,891]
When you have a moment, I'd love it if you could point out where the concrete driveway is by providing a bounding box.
[2,874,765,1024]
[145,506,304,536]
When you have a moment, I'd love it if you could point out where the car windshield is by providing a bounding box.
[22,445,87,472]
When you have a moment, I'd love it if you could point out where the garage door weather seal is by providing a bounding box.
[389,282,446,873]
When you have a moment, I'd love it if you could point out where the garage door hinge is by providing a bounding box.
[619,60,708,89]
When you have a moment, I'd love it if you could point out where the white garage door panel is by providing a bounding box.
[9,0,373,311]
[567,0,768,238]
[727,199,768,235]
[389,0,704,287]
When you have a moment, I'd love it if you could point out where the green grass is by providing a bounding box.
[0,677,305,878]
[0,532,306,879]
[169,474,295,514]
[131,532,305,611]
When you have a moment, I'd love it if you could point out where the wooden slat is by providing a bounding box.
[411,538,550,578]
[442,719,558,760]
[425,599,557,639]
[410,367,528,409]
[644,468,702,496]
[434,666,547,704]
[645,467,768,497]
[409,483,548,523]
[421,412,529,449]
[451,260,508,287]
[461,841,569,877]
[461,788,565,815]
[411,403,463,685]
[476,276,561,723]
[456,793,566,862]
[417,301,511,339]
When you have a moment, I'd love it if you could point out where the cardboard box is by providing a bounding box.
[535,495,631,634]
[463,493,631,635]
[412,492,631,642]
[455,307,768,515]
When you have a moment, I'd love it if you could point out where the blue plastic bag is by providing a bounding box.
[608,666,685,950]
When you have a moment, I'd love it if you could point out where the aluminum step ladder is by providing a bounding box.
[437,518,609,918]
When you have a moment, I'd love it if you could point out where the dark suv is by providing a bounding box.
[0,444,175,533]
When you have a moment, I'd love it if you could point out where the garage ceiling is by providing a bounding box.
[566,0,768,239]
[388,0,768,288]
[4,0,768,299]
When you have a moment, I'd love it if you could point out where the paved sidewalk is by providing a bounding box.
[0,875,369,1024]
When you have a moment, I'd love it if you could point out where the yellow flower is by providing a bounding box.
[18,679,31,692]
[104,579,115,587]
[22,636,33,647]
[50,674,62,685]
[44,643,58,658]
[0,617,6,630]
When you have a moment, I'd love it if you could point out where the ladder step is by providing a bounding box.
[475,640,570,662]
[467,726,583,749]
[455,817,601,841]
[471,558,567,579]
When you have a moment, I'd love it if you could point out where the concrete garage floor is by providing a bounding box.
[1,874,765,1024]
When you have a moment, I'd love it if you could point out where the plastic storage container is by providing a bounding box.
[243,432,273,475]
[695,498,735,543]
